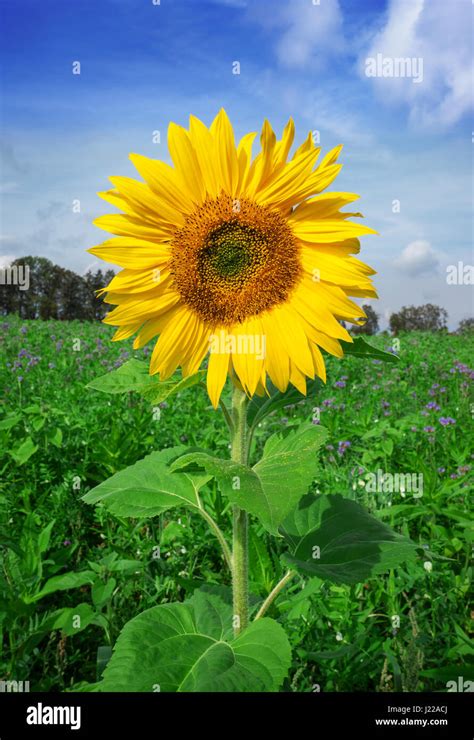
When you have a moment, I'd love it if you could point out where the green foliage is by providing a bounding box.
[172,423,327,534]
[340,336,399,363]
[281,494,418,584]
[351,305,380,335]
[82,446,204,518]
[87,359,205,404]
[100,589,291,692]
[1,316,472,692]
[389,304,448,334]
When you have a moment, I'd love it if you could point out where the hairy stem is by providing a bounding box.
[254,570,296,620]
[196,504,233,573]
[230,384,249,636]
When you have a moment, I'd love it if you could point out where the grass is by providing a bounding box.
[0,315,472,692]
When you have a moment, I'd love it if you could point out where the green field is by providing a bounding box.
[1,315,472,692]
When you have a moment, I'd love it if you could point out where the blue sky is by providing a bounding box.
[1,0,472,328]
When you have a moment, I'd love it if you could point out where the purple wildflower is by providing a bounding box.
[439,417,456,426]
[337,440,351,456]
[322,398,335,407]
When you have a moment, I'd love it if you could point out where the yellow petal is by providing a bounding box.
[93,214,173,241]
[112,323,142,341]
[236,132,257,195]
[188,115,221,198]
[103,289,180,325]
[129,153,197,211]
[168,122,206,203]
[109,176,185,228]
[101,267,171,295]
[273,118,295,167]
[209,108,239,195]
[261,312,290,392]
[228,318,265,396]
[88,238,171,269]
[149,306,196,379]
[290,216,377,243]
[207,339,230,408]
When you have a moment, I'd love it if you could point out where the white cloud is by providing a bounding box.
[248,0,344,69]
[0,254,15,268]
[394,240,440,276]
[361,0,473,129]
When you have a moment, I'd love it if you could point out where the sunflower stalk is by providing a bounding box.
[230,384,249,636]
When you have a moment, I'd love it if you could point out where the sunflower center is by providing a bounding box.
[199,222,268,286]
[170,194,302,325]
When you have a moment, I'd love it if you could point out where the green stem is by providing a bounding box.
[254,570,296,620]
[230,384,249,636]
[196,504,233,573]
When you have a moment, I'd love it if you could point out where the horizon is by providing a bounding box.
[1,0,473,329]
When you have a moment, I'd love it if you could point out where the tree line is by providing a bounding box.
[0,257,115,321]
[1,256,472,333]
[352,303,472,335]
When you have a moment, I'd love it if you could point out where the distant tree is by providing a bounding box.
[0,256,60,319]
[84,269,115,320]
[389,304,448,334]
[457,317,474,335]
[58,268,90,320]
[352,305,379,335]
[0,256,115,320]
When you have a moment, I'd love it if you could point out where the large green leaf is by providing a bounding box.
[246,379,322,428]
[82,446,204,518]
[171,423,327,534]
[340,336,399,363]
[87,359,205,404]
[9,436,38,465]
[281,494,417,584]
[100,592,291,692]
[26,571,97,603]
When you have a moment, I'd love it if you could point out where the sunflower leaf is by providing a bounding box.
[281,493,417,584]
[82,446,204,518]
[340,337,399,363]
[87,359,205,403]
[171,423,327,534]
[99,593,291,692]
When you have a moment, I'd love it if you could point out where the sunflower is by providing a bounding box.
[89,109,377,408]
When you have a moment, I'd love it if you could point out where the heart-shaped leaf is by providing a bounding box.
[171,423,327,534]
[281,494,417,584]
[82,446,203,518]
[100,593,291,692]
